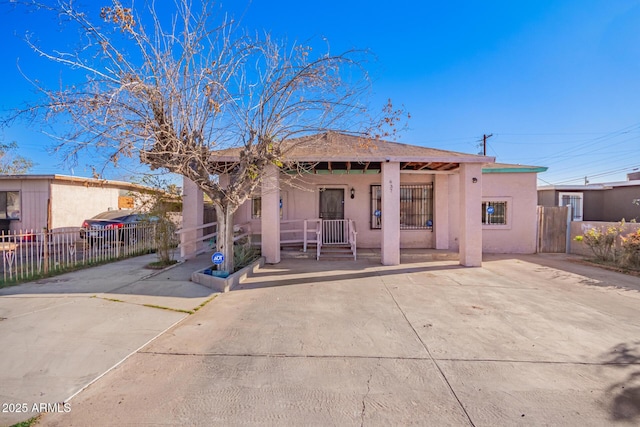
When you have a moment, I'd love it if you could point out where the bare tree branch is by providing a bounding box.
[1,0,408,271]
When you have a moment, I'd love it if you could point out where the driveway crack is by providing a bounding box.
[361,371,373,427]
[381,279,476,427]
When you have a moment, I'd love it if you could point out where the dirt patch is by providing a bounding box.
[145,260,179,270]
[571,258,640,278]
[34,278,72,284]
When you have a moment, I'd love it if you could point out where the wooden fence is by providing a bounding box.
[537,206,570,253]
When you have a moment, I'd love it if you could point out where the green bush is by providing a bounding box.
[233,238,260,271]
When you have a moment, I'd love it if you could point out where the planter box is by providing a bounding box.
[191,257,264,293]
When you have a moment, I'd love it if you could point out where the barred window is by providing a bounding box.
[371,184,433,230]
[482,201,507,225]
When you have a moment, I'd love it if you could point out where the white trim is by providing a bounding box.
[558,192,583,221]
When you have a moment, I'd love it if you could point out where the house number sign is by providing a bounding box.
[486,206,495,214]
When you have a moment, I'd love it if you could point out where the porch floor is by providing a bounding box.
[280,246,459,262]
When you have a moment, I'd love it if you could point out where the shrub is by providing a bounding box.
[233,238,260,271]
[621,229,640,268]
[575,221,624,262]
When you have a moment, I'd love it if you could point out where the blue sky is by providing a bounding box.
[1,0,639,185]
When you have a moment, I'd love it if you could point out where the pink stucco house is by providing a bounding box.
[180,133,547,267]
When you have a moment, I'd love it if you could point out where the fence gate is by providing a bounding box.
[537,206,569,253]
[322,219,348,245]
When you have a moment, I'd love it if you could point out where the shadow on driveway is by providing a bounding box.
[600,341,640,423]
[483,253,640,293]
[236,260,465,290]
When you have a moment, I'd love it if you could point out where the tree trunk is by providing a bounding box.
[214,203,236,273]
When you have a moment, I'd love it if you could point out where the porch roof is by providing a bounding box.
[210,132,495,172]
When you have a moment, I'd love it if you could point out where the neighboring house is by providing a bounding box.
[0,174,156,232]
[181,133,547,267]
[538,172,640,222]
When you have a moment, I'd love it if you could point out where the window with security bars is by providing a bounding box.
[482,201,507,225]
[559,192,583,221]
[371,184,433,230]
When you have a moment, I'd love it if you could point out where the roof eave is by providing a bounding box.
[210,155,495,164]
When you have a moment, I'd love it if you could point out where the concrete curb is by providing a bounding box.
[138,259,184,281]
[192,257,265,292]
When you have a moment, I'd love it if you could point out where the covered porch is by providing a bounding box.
[179,134,495,267]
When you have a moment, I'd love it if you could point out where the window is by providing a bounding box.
[251,197,262,219]
[251,197,283,219]
[558,192,583,221]
[0,191,20,220]
[370,184,433,230]
[482,201,507,225]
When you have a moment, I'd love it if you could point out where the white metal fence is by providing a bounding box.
[175,218,358,261]
[175,221,252,259]
[322,219,349,245]
[0,224,158,284]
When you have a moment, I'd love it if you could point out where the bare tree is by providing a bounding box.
[4,0,405,272]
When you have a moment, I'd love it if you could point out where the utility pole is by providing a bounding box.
[478,133,493,155]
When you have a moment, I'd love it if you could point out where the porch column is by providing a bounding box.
[381,161,400,265]
[181,177,203,260]
[261,164,281,264]
[458,163,483,266]
[434,174,450,250]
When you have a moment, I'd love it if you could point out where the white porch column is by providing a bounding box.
[434,174,450,250]
[261,164,281,264]
[381,161,400,265]
[458,163,483,266]
[181,177,204,260]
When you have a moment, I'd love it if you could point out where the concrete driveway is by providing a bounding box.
[30,253,640,426]
[0,254,215,427]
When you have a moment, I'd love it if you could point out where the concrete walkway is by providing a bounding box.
[24,253,640,426]
[0,254,215,427]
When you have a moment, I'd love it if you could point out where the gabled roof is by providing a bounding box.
[211,132,495,173]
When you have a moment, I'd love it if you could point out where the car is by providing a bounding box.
[80,210,157,245]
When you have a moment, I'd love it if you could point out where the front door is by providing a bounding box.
[319,189,345,244]
[319,189,344,220]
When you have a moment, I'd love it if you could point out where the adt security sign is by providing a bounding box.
[212,252,224,265]
[486,206,495,215]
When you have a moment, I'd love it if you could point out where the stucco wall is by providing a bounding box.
[537,189,556,207]
[481,173,538,253]
[449,172,538,253]
[602,186,640,222]
[50,181,125,229]
[0,179,49,231]
[569,221,640,257]
[234,170,539,253]
[235,172,436,249]
[537,185,640,222]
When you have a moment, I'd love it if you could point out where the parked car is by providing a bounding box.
[80,210,157,245]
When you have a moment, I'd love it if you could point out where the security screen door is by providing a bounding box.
[319,189,345,244]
